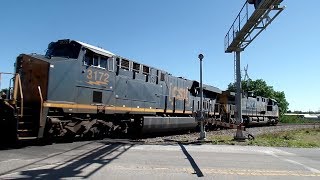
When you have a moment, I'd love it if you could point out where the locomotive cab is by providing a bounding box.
[4,39,83,140]
[267,99,277,111]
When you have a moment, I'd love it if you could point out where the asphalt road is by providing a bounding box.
[0,140,320,179]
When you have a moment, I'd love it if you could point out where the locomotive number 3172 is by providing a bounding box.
[86,69,109,84]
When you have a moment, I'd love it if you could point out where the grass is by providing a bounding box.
[211,135,236,145]
[209,128,320,148]
[280,115,319,124]
[250,128,320,148]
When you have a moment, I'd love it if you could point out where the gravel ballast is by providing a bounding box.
[136,123,320,145]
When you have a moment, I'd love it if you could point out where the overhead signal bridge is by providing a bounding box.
[224,0,285,140]
[225,0,285,53]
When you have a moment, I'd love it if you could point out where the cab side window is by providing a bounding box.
[84,51,94,66]
[100,56,108,69]
[83,50,113,71]
[93,55,99,66]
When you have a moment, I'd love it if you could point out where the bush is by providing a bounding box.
[280,115,316,124]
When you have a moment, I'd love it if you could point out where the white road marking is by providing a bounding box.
[131,144,295,155]
[267,151,320,173]
[1,144,320,178]
[284,159,320,173]
[2,164,320,178]
[0,159,21,163]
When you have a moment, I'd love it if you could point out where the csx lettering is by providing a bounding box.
[97,106,105,110]
[246,101,256,109]
[169,85,189,103]
[172,87,188,100]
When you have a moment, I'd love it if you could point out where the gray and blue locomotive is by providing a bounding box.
[0,39,278,142]
[217,91,279,126]
[1,39,221,141]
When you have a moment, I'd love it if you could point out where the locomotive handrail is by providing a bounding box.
[18,75,23,117]
[38,86,44,127]
[224,2,249,52]
[13,73,24,117]
[0,72,15,100]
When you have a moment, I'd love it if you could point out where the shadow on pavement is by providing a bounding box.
[178,143,204,177]
[163,138,211,145]
[0,141,96,176]
[1,142,133,179]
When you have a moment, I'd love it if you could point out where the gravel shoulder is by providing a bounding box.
[137,123,320,145]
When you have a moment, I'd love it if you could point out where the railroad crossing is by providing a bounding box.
[1,141,320,179]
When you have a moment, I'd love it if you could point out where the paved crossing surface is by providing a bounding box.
[1,140,320,179]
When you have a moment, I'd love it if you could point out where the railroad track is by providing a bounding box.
[91,123,320,145]
[2,123,319,148]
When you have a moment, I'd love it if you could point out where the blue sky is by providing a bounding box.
[0,0,319,112]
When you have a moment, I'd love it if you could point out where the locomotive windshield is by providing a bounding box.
[45,40,81,59]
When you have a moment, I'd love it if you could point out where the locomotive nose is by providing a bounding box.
[16,54,50,104]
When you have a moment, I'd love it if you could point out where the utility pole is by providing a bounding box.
[198,53,206,140]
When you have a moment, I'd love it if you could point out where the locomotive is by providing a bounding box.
[217,91,279,126]
[0,39,278,142]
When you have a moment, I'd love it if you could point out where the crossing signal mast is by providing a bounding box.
[224,0,285,140]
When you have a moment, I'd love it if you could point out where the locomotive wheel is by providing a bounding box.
[243,117,250,127]
[0,118,18,145]
[0,103,17,145]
